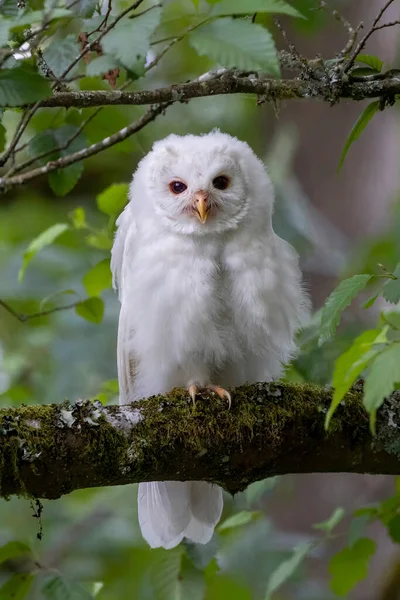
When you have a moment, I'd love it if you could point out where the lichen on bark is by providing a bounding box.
[0,382,399,501]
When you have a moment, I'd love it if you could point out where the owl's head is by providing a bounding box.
[131,130,274,235]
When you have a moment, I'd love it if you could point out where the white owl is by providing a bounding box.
[111,130,310,550]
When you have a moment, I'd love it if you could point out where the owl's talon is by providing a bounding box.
[188,384,198,405]
[186,383,231,409]
[208,385,232,409]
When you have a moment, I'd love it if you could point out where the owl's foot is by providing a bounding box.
[188,384,231,409]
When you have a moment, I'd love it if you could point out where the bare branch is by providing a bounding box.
[0,103,169,191]
[7,71,400,112]
[0,299,82,322]
[1,382,400,500]
[345,0,397,72]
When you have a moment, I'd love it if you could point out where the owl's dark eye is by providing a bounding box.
[169,180,187,194]
[212,175,230,190]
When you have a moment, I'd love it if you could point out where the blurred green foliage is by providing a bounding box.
[1,0,400,598]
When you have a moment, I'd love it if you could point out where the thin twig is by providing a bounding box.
[0,299,82,322]
[7,110,100,177]
[0,103,170,191]
[88,0,113,36]
[0,102,42,168]
[345,0,398,72]
[57,0,149,82]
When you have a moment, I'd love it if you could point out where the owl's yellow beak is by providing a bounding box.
[193,191,210,224]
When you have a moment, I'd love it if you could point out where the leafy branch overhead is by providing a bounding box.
[0,0,399,193]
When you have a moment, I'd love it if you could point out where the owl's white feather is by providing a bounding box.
[111,130,310,549]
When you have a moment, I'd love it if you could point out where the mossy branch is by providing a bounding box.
[2,382,400,501]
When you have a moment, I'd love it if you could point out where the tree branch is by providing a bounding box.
[8,71,400,111]
[1,382,400,501]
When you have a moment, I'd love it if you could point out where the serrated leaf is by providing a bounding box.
[382,263,400,304]
[0,0,19,17]
[356,54,383,72]
[211,0,303,18]
[75,297,104,324]
[339,101,380,170]
[96,182,129,216]
[329,538,376,596]
[218,510,261,532]
[189,18,279,75]
[265,542,312,600]
[102,7,161,70]
[319,274,373,345]
[86,55,121,77]
[0,541,31,564]
[326,329,384,428]
[42,575,94,599]
[314,507,345,533]
[19,223,69,281]
[43,35,79,78]
[363,343,400,431]
[0,67,52,107]
[0,573,35,600]
[83,259,112,297]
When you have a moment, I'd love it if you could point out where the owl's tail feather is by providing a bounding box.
[138,481,223,549]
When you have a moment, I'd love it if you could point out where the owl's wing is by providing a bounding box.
[111,204,137,404]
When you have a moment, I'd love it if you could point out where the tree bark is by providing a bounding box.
[1,382,400,501]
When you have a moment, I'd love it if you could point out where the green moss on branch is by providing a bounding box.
[0,382,399,500]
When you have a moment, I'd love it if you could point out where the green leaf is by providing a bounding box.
[71,0,97,17]
[19,223,69,281]
[313,507,345,533]
[388,514,400,543]
[96,182,129,216]
[29,125,87,196]
[318,274,373,346]
[265,542,312,600]
[152,549,182,600]
[218,510,261,532]
[0,121,5,153]
[10,8,71,28]
[0,66,52,107]
[339,101,380,170]
[189,18,280,75]
[42,575,94,599]
[363,342,400,431]
[0,0,19,17]
[382,263,400,304]
[75,297,104,324]
[102,7,161,70]
[329,538,376,596]
[43,35,79,78]
[70,207,88,229]
[83,259,112,297]
[0,541,31,564]
[348,515,370,547]
[0,574,35,600]
[211,0,303,18]
[326,329,385,428]
[86,231,113,250]
[356,54,383,72]
[86,55,122,77]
